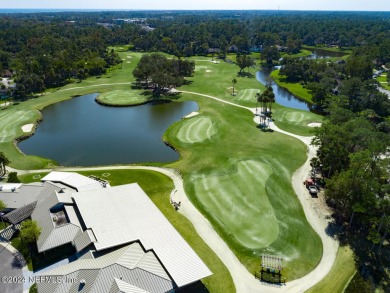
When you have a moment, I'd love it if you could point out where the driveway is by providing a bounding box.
[0,244,24,293]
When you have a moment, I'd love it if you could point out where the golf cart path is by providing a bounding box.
[7,90,338,293]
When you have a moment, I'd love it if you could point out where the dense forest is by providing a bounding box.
[1,10,390,97]
[0,10,390,291]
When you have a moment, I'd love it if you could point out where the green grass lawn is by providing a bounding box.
[281,49,312,58]
[377,75,390,90]
[96,89,149,106]
[306,246,356,293]
[270,70,313,104]
[272,103,323,136]
[183,56,265,108]
[176,115,218,144]
[165,93,322,280]
[302,45,353,55]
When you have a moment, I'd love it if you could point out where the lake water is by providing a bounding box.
[256,48,347,111]
[18,94,198,166]
[256,69,311,111]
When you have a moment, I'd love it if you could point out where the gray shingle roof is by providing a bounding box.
[32,190,82,253]
[74,229,96,252]
[0,182,61,209]
[73,184,212,287]
[2,201,37,224]
[37,242,174,293]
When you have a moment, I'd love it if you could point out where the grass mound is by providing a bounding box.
[236,88,260,102]
[193,160,278,248]
[272,105,323,136]
[96,90,148,106]
[176,116,218,144]
[0,109,38,142]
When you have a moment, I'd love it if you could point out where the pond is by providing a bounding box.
[18,94,198,166]
[307,48,346,59]
[256,48,347,111]
[256,69,311,111]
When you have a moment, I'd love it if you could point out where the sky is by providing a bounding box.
[1,0,390,11]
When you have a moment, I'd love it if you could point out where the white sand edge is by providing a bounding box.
[308,122,322,127]
[184,111,199,119]
[22,124,34,132]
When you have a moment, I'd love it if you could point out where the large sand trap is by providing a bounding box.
[206,70,212,73]
[22,124,34,132]
[308,122,322,127]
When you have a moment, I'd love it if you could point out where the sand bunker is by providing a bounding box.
[206,70,212,73]
[184,111,199,119]
[308,122,322,127]
[22,124,34,132]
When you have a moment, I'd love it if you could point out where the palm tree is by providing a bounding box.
[266,86,275,114]
[0,152,10,178]
[232,78,237,96]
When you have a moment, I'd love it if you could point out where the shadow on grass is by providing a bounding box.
[176,280,209,293]
[237,72,255,78]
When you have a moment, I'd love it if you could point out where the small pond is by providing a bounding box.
[18,94,198,166]
[256,48,347,111]
[256,69,311,111]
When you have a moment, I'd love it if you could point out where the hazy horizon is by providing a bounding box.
[1,0,390,12]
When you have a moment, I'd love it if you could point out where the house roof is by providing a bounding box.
[37,242,174,293]
[73,184,212,288]
[2,201,37,224]
[0,182,61,209]
[32,190,82,253]
[42,172,103,192]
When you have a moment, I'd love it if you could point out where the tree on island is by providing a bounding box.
[133,53,194,97]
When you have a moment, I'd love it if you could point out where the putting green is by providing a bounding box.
[176,116,217,144]
[193,160,279,249]
[0,110,38,142]
[96,90,148,106]
[272,106,323,136]
[236,88,260,102]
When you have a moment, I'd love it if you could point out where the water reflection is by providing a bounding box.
[256,69,310,111]
[18,94,198,166]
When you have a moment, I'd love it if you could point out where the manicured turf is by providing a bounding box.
[96,89,149,106]
[193,160,278,248]
[236,88,260,102]
[165,93,322,280]
[0,108,39,143]
[306,246,356,293]
[184,56,266,108]
[281,49,312,58]
[176,115,218,144]
[270,70,313,104]
[272,104,323,136]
